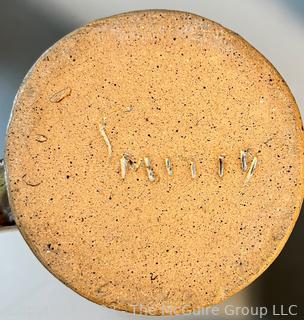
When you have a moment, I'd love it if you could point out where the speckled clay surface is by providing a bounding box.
[5,10,304,315]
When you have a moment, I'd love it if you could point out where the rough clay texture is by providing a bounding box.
[5,10,304,315]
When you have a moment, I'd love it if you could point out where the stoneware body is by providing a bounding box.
[2,10,304,315]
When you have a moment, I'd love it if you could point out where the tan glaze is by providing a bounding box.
[5,10,304,315]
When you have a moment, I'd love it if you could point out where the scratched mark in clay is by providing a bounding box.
[49,87,71,103]
[144,157,156,182]
[190,161,197,179]
[245,157,258,184]
[99,118,112,159]
[22,174,42,187]
[241,150,248,172]
[218,156,225,178]
[120,154,142,179]
[165,158,173,177]
[35,134,48,143]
